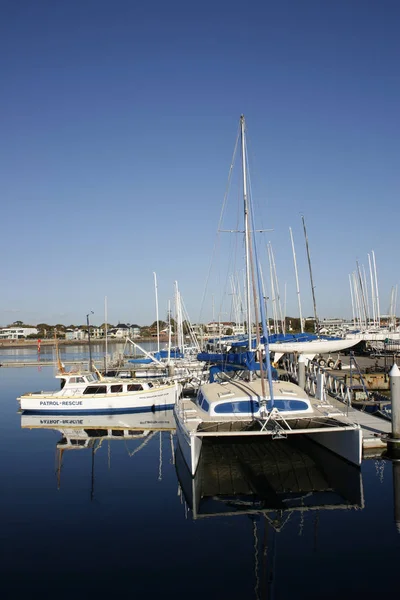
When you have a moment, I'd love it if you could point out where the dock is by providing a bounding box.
[326,395,390,452]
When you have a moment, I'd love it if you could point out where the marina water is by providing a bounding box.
[1,345,400,599]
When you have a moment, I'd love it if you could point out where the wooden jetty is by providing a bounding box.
[281,356,392,457]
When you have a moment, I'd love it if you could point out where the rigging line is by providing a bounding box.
[198,124,241,324]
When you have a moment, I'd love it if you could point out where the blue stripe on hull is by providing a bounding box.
[22,404,175,415]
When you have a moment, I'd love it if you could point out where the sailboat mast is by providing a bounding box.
[289,227,304,333]
[240,115,253,351]
[368,253,377,327]
[372,250,381,327]
[153,272,160,354]
[349,274,356,327]
[301,215,320,335]
[167,300,171,364]
[104,296,108,372]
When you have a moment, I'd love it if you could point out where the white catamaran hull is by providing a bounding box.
[175,413,203,477]
[19,384,179,413]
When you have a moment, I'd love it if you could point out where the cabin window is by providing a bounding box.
[83,386,107,395]
[266,399,309,411]
[127,384,143,392]
[214,400,260,414]
[77,377,85,383]
[197,391,210,412]
[111,385,123,393]
[69,377,77,383]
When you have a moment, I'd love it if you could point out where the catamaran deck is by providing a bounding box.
[177,396,358,436]
[178,393,389,453]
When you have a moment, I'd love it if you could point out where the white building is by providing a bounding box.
[0,327,38,339]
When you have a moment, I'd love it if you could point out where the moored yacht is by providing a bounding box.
[18,369,180,413]
[174,375,361,476]
[174,115,361,477]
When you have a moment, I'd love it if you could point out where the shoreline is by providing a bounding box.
[0,337,166,349]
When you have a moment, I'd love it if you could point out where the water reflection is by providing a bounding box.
[176,436,365,519]
[175,437,366,599]
[21,409,176,493]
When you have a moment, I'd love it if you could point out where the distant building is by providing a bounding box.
[65,328,87,341]
[0,327,38,339]
[108,324,131,339]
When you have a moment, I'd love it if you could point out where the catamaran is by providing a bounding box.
[174,115,362,476]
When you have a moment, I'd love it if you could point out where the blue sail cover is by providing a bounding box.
[197,350,278,381]
[128,348,184,364]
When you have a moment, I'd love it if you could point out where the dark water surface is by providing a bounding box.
[1,363,400,600]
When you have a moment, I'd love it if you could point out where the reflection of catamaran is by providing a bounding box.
[175,436,364,520]
[176,437,364,600]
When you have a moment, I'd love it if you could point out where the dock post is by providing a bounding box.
[298,355,306,390]
[390,363,400,441]
[383,363,400,459]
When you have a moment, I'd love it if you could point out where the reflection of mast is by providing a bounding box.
[91,446,95,502]
[56,448,64,490]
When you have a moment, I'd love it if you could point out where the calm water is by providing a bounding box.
[1,352,400,599]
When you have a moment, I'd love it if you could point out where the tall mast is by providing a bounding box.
[301,215,319,336]
[104,296,108,372]
[167,300,171,363]
[356,260,368,327]
[362,264,370,327]
[372,250,380,327]
[240,115,253,351]
[153,272,160,353]
[349,274,356,327]
[368,253,377,327]
[289,227,304,333]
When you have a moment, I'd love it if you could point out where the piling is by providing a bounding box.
[390,363,400,440]
[383,363,400,460]
[298,355,306,390]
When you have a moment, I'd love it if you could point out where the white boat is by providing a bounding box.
[174,115,362,477]
[175,376,361,476]
[17,369,180,413]
[269,336,360,363]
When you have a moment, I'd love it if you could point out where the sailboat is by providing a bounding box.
[174,115,362,476]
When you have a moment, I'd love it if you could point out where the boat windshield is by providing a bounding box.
[86,373,98,383]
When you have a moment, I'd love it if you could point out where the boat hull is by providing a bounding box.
[19,384,179,413]
[174,410,203,477]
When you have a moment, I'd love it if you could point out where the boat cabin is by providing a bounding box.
[196,380,313,418]
[57,372,154,395]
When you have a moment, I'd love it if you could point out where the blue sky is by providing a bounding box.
[1,0,399,327]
